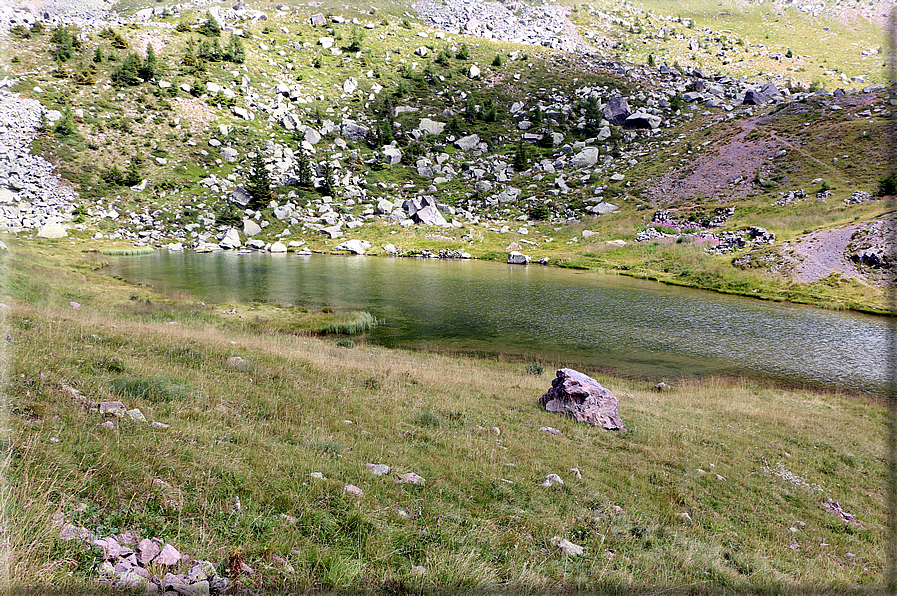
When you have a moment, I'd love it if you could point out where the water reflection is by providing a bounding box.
[106,252,891,394]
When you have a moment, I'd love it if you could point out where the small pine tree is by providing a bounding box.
[647,54,655,67]
[124,156,142,187]
[138,43,157,81]
[346,26,363,52]
[200,12,221,37]
[319,162,337,197]
[111,52,142,86]
[295,149,313,189]
[52,27,76,62]
[491,54,502,67]
[223,34,245,64]
[245,153,273,208]
[531,105,543,125]
[54,106,77,137]
[456,43,469,60]
[513,140,529,171]
[93,46,104,63]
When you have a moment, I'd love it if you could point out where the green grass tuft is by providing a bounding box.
[110,374,191,403]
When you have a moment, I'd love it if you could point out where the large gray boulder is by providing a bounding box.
[411,205,447,226]
[623,112,662,129]
[507,251,529,264]
[36,222,67,238]
[418,118,445,136]
[539,368,624,430]
[229,187,251,207]
[570,147,600,168]
[382,146,402,165]
[340,120,369,141]
[602,96,630,126]
[334,239,371,254]
[742,89,768,105]
[242,219,262,236]
[454,134,480,151]
[219,228,242,249]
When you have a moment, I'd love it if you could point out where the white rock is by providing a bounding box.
[542,474,564,486]
[550,536,584,557]
[334,239,371,254]
[507,251,529,265]
[36,222,67,239]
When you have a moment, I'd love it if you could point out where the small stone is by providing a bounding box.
[114,570,146,589]
[126,409,147,423]
[542,474,564,487]
[397,472,425,485]
[549,536,584,557]
[309,472,325,480]
[151,422,170,430]
[138,538,161,566]
[654,382,671,391]
[154,544,182,566]
[99,401,126,415]
[365,463,391,475]
[539,426,562,436]
[679,512,693,524]
[411,565,426,576]
[345,484,364,497]
[569,468,582,479]
[98,421,115,430]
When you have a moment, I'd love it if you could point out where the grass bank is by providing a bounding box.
[1,241,888,595]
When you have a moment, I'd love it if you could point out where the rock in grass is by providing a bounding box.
[542,474,564,487]
[334,239,371,255]
[539,426,562,436]
[539,368,624,430]
[137,538,160,565]
[154,543,182,566]
[99,401,126,415]
[345,484,364,497]
[397,472,425,485]
[126,409,146,423]
[549,536,584,557]
[366,463,391,475]
[36,222,67,238]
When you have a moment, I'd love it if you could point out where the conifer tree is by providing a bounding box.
[245,153,273,208]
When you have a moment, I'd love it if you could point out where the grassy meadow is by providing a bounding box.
[1,239,889,595]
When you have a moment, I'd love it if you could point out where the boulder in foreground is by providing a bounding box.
[539,368,624,430]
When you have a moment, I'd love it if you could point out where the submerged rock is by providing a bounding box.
[539,368,624,430]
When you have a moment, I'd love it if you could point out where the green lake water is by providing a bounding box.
[106,251,893,394]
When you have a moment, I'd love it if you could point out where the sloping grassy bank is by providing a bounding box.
[1,240,888,595]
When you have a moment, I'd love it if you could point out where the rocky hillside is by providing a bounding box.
[0,0,893,311]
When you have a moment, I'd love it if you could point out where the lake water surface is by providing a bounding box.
[106,251,893,394]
